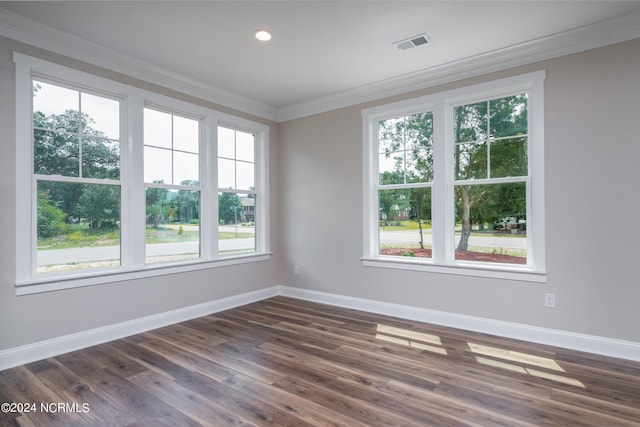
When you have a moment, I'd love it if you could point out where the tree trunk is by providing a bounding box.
[457,185,471,252]
[417,212,424,249]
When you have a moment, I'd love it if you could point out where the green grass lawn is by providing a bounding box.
[379,220,432,231]
[38,224,254,249]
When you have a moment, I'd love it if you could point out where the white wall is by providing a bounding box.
[278,39,640,343]
[0,36,285,352]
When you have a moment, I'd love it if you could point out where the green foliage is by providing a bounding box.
[34,107,121,231]
[219,192,243,224]
[37,191,68,238]
[453,94,529,251]
[33,109,119,179]
[73,184,120,229]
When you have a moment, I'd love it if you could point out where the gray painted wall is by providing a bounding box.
[278,39,640,343]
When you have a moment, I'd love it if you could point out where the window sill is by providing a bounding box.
[15,252,272,296]
[361,256,546,283]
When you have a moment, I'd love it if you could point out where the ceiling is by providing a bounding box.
[1,1,640,121]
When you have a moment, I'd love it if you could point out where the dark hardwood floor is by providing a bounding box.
[1,296,639,426]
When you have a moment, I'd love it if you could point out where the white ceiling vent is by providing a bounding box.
[394,33,430,51]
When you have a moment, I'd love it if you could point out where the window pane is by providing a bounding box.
[218,126,235,158]
[173,115,199,153]
[33,80,78,122]
[235,131,255,162]
[455,142,487,180]
[490,137,527,178]
[379,188,432,258]
[37,181,121,274]
[454,101,487,143]
[82,137,120,179]
[406,147,433,183]
[146,188,200,264]
[454,182,526,265]
[174,151,199,185]
[81,92,120,139]
[144,146,172,184]
[379,151,404,185]
[489,94,528,139]
[236,161,254,190]
[218,158,235,189]
[144,108,172,149]
[378,112,433,185]
[34,129,79,176]
[33,82,121,180]
[218,192,256,255]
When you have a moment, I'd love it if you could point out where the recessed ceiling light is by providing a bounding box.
[255,30,272,42]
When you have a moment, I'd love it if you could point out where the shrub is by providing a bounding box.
[37,191,68,238]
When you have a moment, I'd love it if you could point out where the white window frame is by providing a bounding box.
[14,52,270,295]
[362,71,546,282]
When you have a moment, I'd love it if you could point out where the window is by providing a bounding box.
[144,108,201,264]
[218,126,258,255]
[33,79,123,274]
[14,53,270,294]
[362,72,545,282]
[377,112,434,259]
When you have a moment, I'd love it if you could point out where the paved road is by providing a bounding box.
[38,238,255,266]
[379,229,526,249]
[39,228,523,267]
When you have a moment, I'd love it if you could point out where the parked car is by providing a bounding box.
[493,216,526,230]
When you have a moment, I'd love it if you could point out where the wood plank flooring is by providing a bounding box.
[1,296,639,426]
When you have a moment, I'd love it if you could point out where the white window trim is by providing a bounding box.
[362,71,546,283]
[14,52,270,295]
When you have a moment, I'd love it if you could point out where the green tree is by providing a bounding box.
[454,95,527,252]
[146,183,169,227]
[378,113,433,246]
[75,185,120,229]
[33,108,120,222]
[36,190,68,238]
[177,180,200,223]
[219,192,243,224]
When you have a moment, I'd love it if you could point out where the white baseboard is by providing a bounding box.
[278,286,640,363]
[0,286,279,371]
[2,284,638,371]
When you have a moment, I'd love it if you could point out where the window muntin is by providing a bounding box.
[33,79,122,274]
[218,126,257,255]
[363,71,545,279]
[15,53,270,292]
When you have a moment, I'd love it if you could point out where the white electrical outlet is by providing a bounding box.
[544,293,556,308]
[294,265,300,275]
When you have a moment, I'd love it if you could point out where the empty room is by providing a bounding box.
[1,1,639,426]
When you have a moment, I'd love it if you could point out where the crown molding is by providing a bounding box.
[275,11,640,122]
[1,7,639,123]
[0,7,279,122]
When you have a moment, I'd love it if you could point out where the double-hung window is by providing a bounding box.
[143,107,202,264]
[363,72,545,282]
[14,53,270,294]
[32,78,123,274]
[218,126,258,255]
